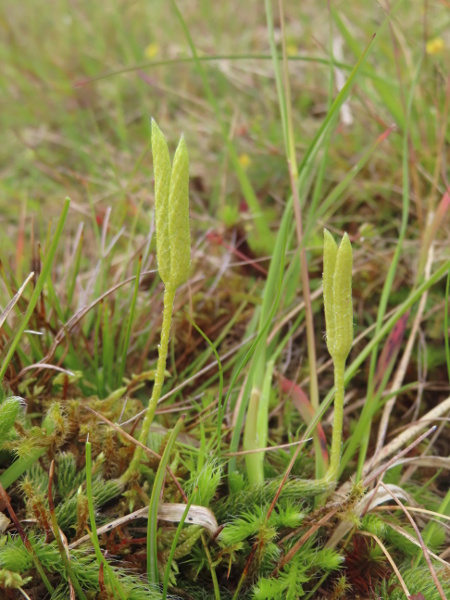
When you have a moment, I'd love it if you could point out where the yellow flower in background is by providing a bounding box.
[238,153,251,170]
[286,43,298,56]
[426,37,445,55]
[145,42,160,59]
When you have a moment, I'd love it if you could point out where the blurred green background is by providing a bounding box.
[1,0,449,259]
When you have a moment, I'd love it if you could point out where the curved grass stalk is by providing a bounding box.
[147,416,185,584]
[0,199,70,384]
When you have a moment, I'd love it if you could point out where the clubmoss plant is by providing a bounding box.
[123,120,191,483]
[323,229,353,484]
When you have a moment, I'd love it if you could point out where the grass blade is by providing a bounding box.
[147,415,185,584]
[0,198,70,384]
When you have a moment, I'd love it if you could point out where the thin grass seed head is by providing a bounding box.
[151,119,172,285]
[323,229,353,362]
[168,135,191,288]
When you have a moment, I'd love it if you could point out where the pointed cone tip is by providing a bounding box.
[151,118,162,135]
[324,228,338,248]
[340,232,351,247]
[175,135,188,156]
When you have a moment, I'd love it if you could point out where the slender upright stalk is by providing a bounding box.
[0,481,55,596]
[124,283,176,480]
[48,461,88,600]
[141,283,176,439]
[322,230,353,485]
[122,120,190,484]
[327,358,346,482]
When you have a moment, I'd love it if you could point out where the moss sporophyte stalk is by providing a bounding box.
[323,229,353,484]
[122,120,191,483]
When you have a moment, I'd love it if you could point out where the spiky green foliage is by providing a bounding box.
[253,563,309,600]
[220,502,304,546]
[385,524,445,558]
[215,477,329,524]
[361,513,388,538]
[0,568,32,589]
[220,507,276,547]
[55,452,84,497]
[91,476,123,506]
[0,534,164,599]
[253,546,342,599]
[186,459,223,507]
[19,461,123,537]
[0,536,32,572]
[382,565,450,600]
[161,525,204,563]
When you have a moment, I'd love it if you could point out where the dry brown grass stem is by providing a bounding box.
[0,272,34,329]
[399,419,450,484]
[373,505,450,523]
[273,506,340,576]
[329,428,437,548]
[384,520,450,568]
[367,396,450,475]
